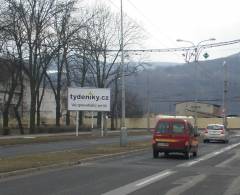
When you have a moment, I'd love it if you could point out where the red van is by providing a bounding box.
[152,118,199,159]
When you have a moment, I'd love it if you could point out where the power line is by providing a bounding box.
[105,39,240,53]
[125,0,179,48]
[150,98,239,103]
[106,0,183,61]
[106,0,120,10]
[125,0,184,60]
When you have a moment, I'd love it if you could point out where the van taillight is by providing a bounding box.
[204,128,208,133]
[152,139,156,144]
[221,129,224,134]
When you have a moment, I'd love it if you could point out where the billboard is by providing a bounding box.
[68,88,110,111]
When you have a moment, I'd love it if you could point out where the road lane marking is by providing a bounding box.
[216,150,240,168]
[135,170,173,187]
[165,174,206,195]
[103,142,240,195]
[223,176,240,195]
[232,134,240,137]
[178,142,240,167]
[102,170,175,195]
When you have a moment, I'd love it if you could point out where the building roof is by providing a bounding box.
[175,101,221,108]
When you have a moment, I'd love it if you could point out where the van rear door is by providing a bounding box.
[154,121,172,147]
[170,122,188,148]
[154,121,187,149]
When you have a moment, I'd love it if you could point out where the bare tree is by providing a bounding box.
[45,0,90,126]
[84,4,144,127]
[0,57,24,134]
[1,0,67,133]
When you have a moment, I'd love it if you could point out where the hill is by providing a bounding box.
[127,53,240,115]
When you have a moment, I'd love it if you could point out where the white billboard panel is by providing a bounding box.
[68,88,110,111]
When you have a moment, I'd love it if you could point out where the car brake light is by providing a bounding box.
[204,128,208,133]
[221,130,224,134]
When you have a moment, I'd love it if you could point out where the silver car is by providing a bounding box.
[203,124,229,143]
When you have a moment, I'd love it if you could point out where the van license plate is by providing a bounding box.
[158,142,168,147]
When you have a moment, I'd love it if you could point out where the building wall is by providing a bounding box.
[23,87,57,124]
[82,116,240,129]
[2,115,240,132]
[176,102,221,117]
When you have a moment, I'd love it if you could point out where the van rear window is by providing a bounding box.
[156,122,170,134]
[172,123,185,134]
[156,121,185,134]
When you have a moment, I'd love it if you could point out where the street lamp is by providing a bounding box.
[120,0,127,146]
[222,61,228,129]
[176,38,216,131]
[177,38,216,62]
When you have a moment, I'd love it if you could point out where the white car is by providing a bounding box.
[203,124,229,143]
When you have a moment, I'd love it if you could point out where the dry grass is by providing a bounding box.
[0,135,95,146]
[0,141,151,173]
[0,130,150,146]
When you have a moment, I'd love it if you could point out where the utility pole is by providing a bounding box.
[223,61,228,128]
[147,70,150,131]
[120,0,127,146]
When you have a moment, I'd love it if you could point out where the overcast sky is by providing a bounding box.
[85,0,240,62]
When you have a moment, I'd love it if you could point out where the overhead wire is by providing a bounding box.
[105,0,182,60]
[105,0,120,11]
[90,0,240,62]
[103,39,240,53]
[125,0,178,48]
[125,0,184,60]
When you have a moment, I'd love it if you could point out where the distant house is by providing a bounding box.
[175,102,222,118]
[0,57,20,112]
[0,57,61,126]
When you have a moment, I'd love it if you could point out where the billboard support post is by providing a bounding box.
[68,88,110,137]
[91,112,94,129]
[101,112,104,137]
[76,111,79,136]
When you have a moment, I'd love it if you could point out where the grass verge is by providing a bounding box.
[0,130,151,146]
[0,141,151,174]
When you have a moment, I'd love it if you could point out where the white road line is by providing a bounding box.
[216,150,240,168]
[135,171,173,187]
[102,170,175,195]
[103,142,240,195]
[165,174,206,195]
[178,142,240,167]
[223,176,240,195]
[232,134,240,137]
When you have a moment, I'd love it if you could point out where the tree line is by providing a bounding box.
[0,0,144,135]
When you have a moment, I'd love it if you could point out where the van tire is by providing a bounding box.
[153,150,159,158]
[193,151,197,157]
[164,152,169,157]
[185,150,191,159]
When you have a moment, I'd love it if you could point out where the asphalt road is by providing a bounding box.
[1,134,240,195]
[0,135,151,158]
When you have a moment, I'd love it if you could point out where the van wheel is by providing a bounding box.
[185,151,191,159]
[153,150,159,158]
[193,151,197,157]
[164,152,169,157]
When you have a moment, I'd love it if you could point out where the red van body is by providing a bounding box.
[152,118,198,159]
